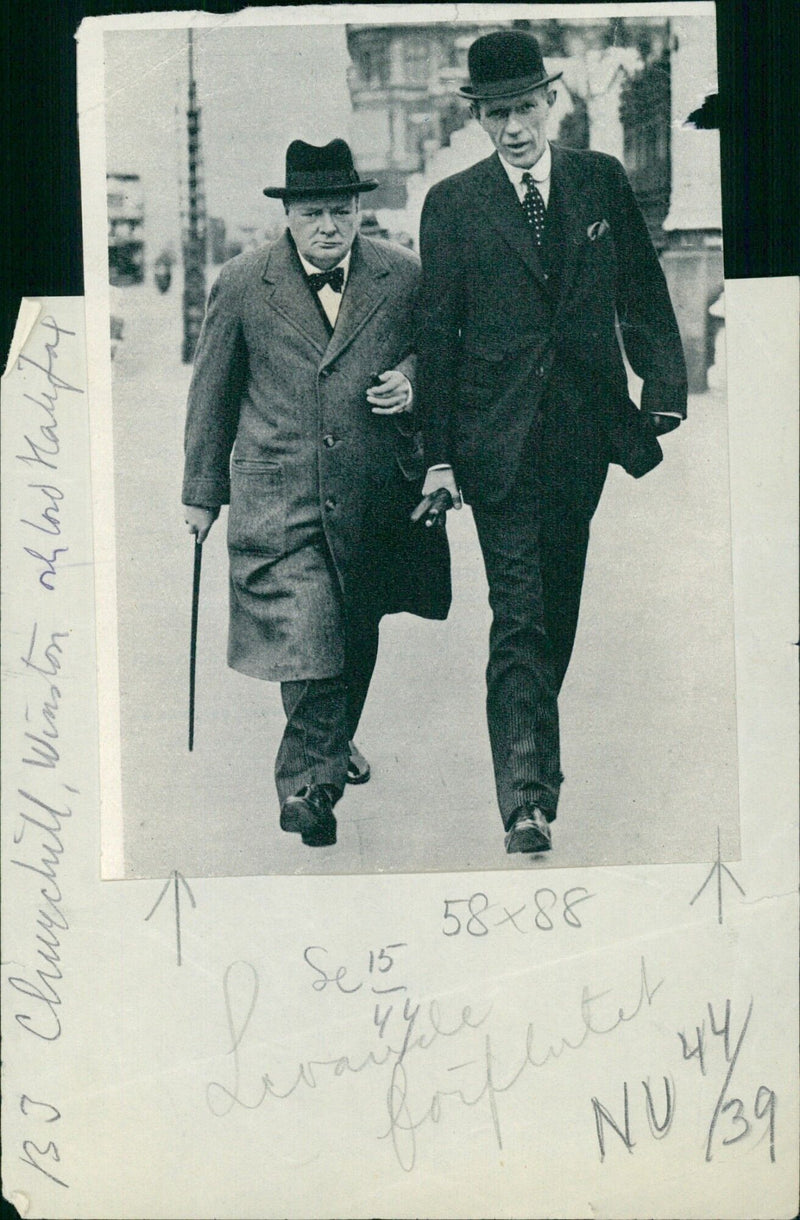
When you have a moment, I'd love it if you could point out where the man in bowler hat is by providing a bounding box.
[183,138,450,847]
[416,31,687,854]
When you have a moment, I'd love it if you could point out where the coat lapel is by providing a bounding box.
[320,235,390,369]
[471,153,550,290]
[548,145,595,310]
[261,232,330,355]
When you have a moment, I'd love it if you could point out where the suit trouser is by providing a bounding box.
[538,506,591,692]
[275,676,350,804]
[272,462,438,806]
[471,488,563,828]
[470,456,593,826]
[274,587,381,806]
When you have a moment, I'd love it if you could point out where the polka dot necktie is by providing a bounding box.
[521,172,547,246]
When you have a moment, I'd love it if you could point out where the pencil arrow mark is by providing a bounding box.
[145,870,196,965]
[689,827,745,924]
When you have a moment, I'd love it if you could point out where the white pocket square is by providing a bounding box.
[587,218,611,241]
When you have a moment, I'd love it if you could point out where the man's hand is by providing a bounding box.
[421,466,462,509]
[411,487,453,528]
[412,465,462,525]
[366,370,413,414]
[184,505,219,543]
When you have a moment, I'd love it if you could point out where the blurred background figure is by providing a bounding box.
[153,248,175,293]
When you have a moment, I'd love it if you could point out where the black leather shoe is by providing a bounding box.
[280,784,338,847]
[504,806,552,854]
[346,740,371,785]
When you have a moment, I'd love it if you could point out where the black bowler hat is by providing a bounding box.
[263,138,378,200]
[459,30,562,101]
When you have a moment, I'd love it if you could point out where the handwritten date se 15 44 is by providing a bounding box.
[303,943,408,996]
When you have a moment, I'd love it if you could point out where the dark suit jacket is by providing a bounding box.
[416,145,688,517]
[182,232,450,681]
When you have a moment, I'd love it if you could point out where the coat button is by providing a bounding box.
[323,434,336,448]
[324,497,336,511]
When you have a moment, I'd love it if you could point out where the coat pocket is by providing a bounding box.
[458,330,543,396]
[457,339,510,401]
[227,459,286,555]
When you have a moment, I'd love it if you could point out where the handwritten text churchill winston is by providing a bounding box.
[7,311,82,1044]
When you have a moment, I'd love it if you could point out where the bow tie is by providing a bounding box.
[307,266,345,294]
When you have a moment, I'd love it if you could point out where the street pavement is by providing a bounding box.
[108,274,740,879]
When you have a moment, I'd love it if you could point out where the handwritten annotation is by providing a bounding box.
[7,620,75,1189]
[6,312,83,1198]
[9,623,74,1044]
[592,997,776,1165]
[442,887,593,935]
[206,952,662,1172]
[15,315,82,591]
[7,624,75,1194]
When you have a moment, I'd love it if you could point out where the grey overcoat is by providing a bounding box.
[182,231,451,681]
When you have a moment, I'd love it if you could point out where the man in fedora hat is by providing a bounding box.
[416,30,687,854]
[182,138,450,848]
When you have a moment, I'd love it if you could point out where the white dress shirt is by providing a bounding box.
[498,142,552,208]
[298,250,351,327]
[298,246,412,410]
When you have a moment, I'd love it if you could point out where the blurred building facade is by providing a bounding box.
[346,17,722,392]
[107,172,145,286]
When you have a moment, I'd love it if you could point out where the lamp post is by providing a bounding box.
[182,28,207,364]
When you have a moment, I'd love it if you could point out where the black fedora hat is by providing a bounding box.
[459,30,562,101]
[263,138,378,200]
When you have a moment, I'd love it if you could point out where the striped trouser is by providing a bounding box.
[274,615,380,806]
[471,495,563,827]
[274,676,350,805]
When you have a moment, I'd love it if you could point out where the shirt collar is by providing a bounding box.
[498,141,552,188]
[297,248,351,283]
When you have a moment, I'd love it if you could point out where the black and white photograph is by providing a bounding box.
[84,8,737,879]
[2,5,799,1218]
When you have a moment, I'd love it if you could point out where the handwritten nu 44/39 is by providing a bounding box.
[591,996,777,1165]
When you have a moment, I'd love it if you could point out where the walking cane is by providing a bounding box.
[188,534,203,751]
